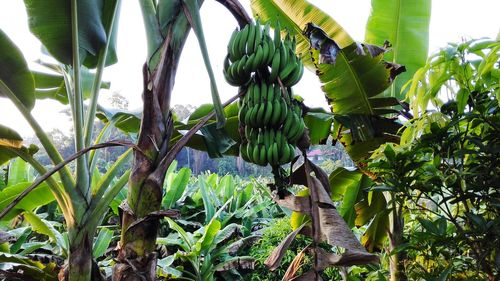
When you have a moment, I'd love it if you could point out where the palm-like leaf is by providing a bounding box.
[365,0,431,100]
[252,1,405,163]
[251,0,353,70]
[304,24,404,162]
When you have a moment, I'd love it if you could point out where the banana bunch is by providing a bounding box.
[224,20,306,167]
[223,21,303,87]
[238,77,306,167]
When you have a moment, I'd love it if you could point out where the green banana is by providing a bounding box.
[244,105,253,126]
[278,57,297,82]
[266,82,275,102]
[285,113,300,141]
[248,142,255,163]
[228,28,239,62]
[259,144,268,166]
[238,103,247,125]
[249,103,260,128]
[246,53,256,72]
[257,129,264,144]
[237,24,249,57]
[269,50,281,82]
[254,21,262,52]
[269,98,282,127]
[271,143,279,165]
[275,130,283,152]
[289,119,305,144]
[245,125,252,141]
[240,143,249,162]
[282,59,303,87]
[266,143,274,165]
[254,45,264,70]
[278,44,288,75]
[261,40,269,69]
[256,101,266,127]
[274,21,281,49]
[278,142,290,164]
[236,55,247,80]
[252,144,260,164]
[282,111,294,136]
[262,100,273,126]
[265,36,275,65]
[263,129,270,148]
[244,83,254,106]
[247,22,256,54]
[278,98,288,126]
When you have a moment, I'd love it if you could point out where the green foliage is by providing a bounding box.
[247,217,313,281]
[368,39,500,279]
[365,0,431,100]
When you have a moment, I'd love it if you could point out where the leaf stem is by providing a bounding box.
[71,0,90,202]
[0,80,78,202]
[8,147,73,224]
[139,0,163,60]
[84,0,122,148]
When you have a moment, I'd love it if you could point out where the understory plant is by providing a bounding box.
[368,39,500,280]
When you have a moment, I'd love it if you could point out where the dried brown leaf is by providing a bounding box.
[315,248,379,269]
[265,223,307,271]
[282,246,309,281]
[272,192,311,213]
[290,270,322,281]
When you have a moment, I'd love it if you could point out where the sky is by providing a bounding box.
[0,0,499,137]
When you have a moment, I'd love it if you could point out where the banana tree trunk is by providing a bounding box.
[112,16,192,281]
[389,201,406,281]
[67,240,92,281]
[60,228,105,281]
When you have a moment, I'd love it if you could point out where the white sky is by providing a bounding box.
[0,0,499,137]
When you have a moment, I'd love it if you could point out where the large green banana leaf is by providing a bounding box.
[251,0,353,70]
[304,24,404,162]
[23,0,120,68]
[252,2,404,163]
[365,0,431,100]
[0,29,35,111]
[32,68,110,105]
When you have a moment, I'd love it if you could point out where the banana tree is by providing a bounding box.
[251,0,430,280]
[0,0,131,279]
[112,1,250,280]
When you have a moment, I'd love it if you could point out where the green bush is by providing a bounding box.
[247,217,313,281]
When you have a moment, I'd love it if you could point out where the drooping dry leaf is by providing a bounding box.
[265,223,307,271]
[305,159,367,252]
[315,248,379,270]
[290,270,322,281]
[272,191,311,213]
[317,203,366,252]
[282,246,309,281]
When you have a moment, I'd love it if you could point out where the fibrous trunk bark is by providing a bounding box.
[112,12,192,281]
[60,230,105,281]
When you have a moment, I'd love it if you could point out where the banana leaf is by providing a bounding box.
[251,0,353,70]
[23,0,120,68]
[0,30,35,111]
[303,24,404,163]
[365,0,431,100]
